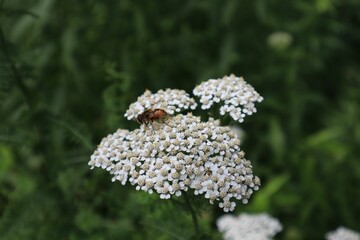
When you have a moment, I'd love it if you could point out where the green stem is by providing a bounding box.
[183,192,199,238]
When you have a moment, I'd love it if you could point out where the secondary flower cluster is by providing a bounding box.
[326,226,360,240]
[89,113,260,212]
[125,89,197,121]
[267,31,293,50]
[193,74,263,123]
[216,213,283,240]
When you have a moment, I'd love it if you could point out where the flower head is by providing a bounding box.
[125,89,197,121]
[217,213,282,240]
[326,226,360,240]
[89,113,260,212]
[193,74,263,123]
[91,76,263,211]
[267,31,293,51]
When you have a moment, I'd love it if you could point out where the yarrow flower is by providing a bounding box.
[90,75,263,212]
[193,74,263,123]
[125,89,197,120]
[216,213,283,240]
[267,31,293,51]
[89,113,260,212]
[326,226,360,240]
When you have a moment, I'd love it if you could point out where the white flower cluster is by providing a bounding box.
[193,74,263,123]
[217,213,283,240]
[267,31,293,50]
[89,113,260,212]
[326,226,360,240]
[125,89,197,120]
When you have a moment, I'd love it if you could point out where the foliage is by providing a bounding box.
[1,0,360,239]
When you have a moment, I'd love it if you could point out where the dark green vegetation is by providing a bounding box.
[1,0,360,239]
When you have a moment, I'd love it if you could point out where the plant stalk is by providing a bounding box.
[183,192,199,238]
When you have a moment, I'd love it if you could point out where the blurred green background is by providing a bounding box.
[1,0,360,239]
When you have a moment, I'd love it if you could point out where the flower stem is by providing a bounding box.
[183,192,199,238]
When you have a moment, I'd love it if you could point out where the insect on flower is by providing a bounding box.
[137,108,168,125]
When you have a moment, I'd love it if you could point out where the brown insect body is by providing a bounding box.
[137,108,168,125]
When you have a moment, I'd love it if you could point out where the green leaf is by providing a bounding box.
[248,174,290,212]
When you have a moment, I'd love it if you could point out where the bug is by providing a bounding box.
[137,108,168,125]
